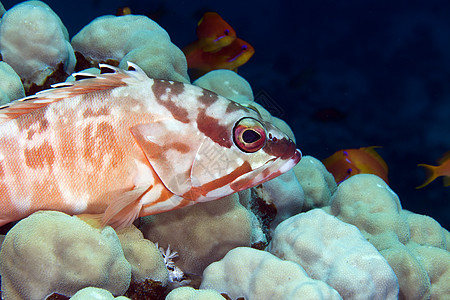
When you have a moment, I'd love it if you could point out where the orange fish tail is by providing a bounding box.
[416,164,439,189]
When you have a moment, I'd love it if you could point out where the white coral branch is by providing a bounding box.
[155,243,185,282]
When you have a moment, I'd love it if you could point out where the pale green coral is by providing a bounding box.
[71,15,189,83]
[0,61,25,104]
[0,1,75,87]
[250,169,304,229]
[324,174,450,299]
[193,69,254,104]
[116,225,169,285]
[166,286,224,300]
[70,287,131,299]
[268,209,399,300]
[200,247,342,300]
[0,211,131,299]
[140,193,264,275]
[293,155,337,210]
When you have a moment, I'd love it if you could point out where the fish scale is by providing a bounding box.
[0,62,301,229]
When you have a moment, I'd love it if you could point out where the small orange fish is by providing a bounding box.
[183,12,236,56]
[185,38,255,76]
[416,152,450,188]
[194,12,237,52]
[116,7,132,16]
[322,146,389,184]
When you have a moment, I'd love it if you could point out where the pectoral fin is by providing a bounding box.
[102,185,151,229]
[130,120,205,197]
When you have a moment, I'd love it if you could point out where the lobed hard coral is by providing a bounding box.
[0,62,25,105]
[166,286,225,300]
[323,174,450,299]
[0,1,75,89]
[293,155,337,210]
[268,208,399,300]
[70,287,131,300]
[200,247,342,300]
[246,169,305,231]
[116,225,170,285]
[139,194,265,275]
[0,211,131,299]
[193,69,254,105]
[71,14,189,83]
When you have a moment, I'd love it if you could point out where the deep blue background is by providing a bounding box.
[2,0,450,229]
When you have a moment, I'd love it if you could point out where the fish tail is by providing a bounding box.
[416,164,439,189]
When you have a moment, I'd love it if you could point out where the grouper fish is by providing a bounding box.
[0,62,301,229]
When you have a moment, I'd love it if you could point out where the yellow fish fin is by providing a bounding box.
[102,185,151,230]
[361,146,389,173]
[416,164,439,189]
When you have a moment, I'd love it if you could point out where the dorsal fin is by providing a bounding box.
[0,62,148,124]
[361,146,388,174]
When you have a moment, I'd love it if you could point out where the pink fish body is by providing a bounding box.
[0,63,301,229]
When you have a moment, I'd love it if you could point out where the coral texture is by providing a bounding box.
[71,15,189,83]
[0,61,25,104]
[268,208,399,300]
[70,287,131,300]
[200,247,342,300]
[193,69,254,104]
[325,174,450,299]
[140,194,264,275]
[0,1,75,87]
[166,286,225,300]
[293,155,337,210]
[116,225,169,285]
[0,211,131,299]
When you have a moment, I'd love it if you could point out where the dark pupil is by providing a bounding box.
[241,45,248,50]
[224,29,230,35]
[242,129,260,143]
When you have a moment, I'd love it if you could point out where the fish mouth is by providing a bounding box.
[270,148,302,175]
[229,147,302,192]
[292,149,302,164]
[260,147,302,174]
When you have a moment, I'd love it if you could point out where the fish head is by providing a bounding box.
[187,105,301,201]
[130,85,300,203]
[196,12,237,52]
[213,38,255,70]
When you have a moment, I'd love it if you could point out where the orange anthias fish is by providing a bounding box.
[183,12,254,77]
[187,12,237,53]
[322,146,389,184]
[416,152,450,188]
[0,63,301,229]
[185,38,255,74]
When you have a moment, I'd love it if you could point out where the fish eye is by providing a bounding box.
[224,29,230,35]
[233,118,266,153]
[241,45,248,51]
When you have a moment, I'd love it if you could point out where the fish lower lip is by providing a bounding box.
[293,149,302,163]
